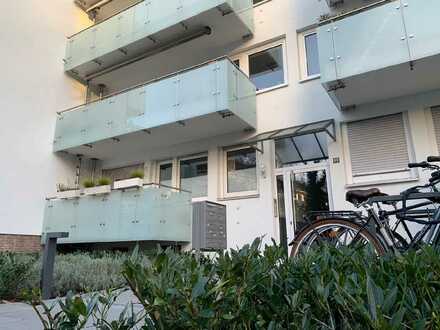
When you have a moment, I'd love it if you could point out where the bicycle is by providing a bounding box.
[290,156,440,257]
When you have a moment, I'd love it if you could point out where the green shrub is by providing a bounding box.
[21,241,440,329]
[82,179,95,188]
[130,170,145,179]
[22,252,152,297]
[0,252,37,300]
[97,177,111,186]
[122,240,440,329]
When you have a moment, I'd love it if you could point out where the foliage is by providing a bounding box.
[97,177,112,186]
[23,288,144,330]
[82,179,95,188]
[21,252,152,298]
[15,240,440,329]
[129,170,144,179]
[0,252,37,300]
[123,240,440,329]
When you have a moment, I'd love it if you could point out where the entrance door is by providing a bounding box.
[275,163,331,250]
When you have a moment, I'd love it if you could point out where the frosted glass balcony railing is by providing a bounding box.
[65,0,254,81]
[318,0,440,108]
[42,185,192,244]
[54,58,256,154]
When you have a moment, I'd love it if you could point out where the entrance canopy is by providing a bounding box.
[245,119,336,166]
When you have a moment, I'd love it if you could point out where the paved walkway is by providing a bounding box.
[0,291,142,329]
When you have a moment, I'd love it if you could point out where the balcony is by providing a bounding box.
[54,58,256,160]
[318,0,440,109]
[66,0,254,82]
[42,185,192,244]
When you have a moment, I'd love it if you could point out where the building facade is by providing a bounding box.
[2,0,440,251]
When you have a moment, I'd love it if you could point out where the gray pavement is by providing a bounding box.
[0,291,143,330]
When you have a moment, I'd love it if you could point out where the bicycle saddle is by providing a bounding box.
[346,188,387,204]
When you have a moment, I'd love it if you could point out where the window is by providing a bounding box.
[346,113,410,177]
[159,162,173,186]
[179,157,208,198]
[226,147,257,194]
[249,45,285,91]
[298,30,320,80]
[431,106,440,154]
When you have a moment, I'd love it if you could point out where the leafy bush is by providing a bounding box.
[22,252,151,298]
[122,240,440,329]
[130,170,144,179]
[21,240,440,329]
[82,179,95,188]
[97,177,112,186]
[0,252,37,300]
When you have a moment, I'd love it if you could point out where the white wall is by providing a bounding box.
[0,1,89,235]
[4,0,438,245]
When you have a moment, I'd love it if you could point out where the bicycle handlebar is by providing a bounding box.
[408,161,430,168]
[428,156,440,162]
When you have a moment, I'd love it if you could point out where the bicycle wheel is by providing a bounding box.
[290,219,386,257]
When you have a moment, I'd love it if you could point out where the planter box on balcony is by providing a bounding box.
[83,185,112,196]
[113,178,144,190]
[57,190,81,199]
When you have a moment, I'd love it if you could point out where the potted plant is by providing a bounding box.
[113,170,145,190]
[83,178,112,196]
[56,183,80,199]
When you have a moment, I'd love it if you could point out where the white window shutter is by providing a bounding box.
[347,113,410,176]
[431,106,440,153]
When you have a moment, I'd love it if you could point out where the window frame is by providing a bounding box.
[231,39,288,94]
[177,154,209,201]
[156,154,208,201]
[342,112,416,186]
[156,159,176,188]
[222,146,259,199]
[298,28,321,82]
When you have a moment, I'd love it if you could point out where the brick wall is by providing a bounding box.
[0,234,42,252]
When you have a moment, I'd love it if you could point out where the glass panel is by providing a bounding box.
[332,2,410,79]
[305,33,320,76]
[179,157,208,198]
[293,134,327,161]
[275,138,302,167]
[249,45,284,91]
[227,148,257,193]
[291,170,329,230]
[276,175,288,253]
[403,0,440,61]
[275,134,328,167]
[159,163,173,187]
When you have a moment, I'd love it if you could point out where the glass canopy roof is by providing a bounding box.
[245,119,336,166]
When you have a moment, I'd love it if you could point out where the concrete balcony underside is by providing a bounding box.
[66,0,253,82]
[54,58,256,161]
[42,185,192,244]
[318,0,440,109]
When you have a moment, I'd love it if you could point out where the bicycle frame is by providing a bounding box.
[360,192,440,252]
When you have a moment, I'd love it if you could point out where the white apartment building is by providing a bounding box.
[1,0,440,251]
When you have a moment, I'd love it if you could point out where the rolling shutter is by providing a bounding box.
[347,113,409,176]
[431,106,440,153]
